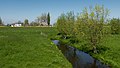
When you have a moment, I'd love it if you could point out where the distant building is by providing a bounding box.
[39,20,48,26]
[40,22,48,26]
[10,23,23,27]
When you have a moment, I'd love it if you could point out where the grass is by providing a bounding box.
[0,27,72,68]
[1,27,120,68]
[93,34,120,68]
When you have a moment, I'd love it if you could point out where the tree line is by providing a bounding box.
[24,12,50,26]
[30,12,50,26]
[0,12,51,27]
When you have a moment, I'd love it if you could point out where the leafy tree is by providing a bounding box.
[57,13,66,35]
[110,18,120,34]
[30,21,39,26]
[24,19,29,26]
[18,20,22,23]
[17,20,23,26]
[47,12,50,26]
[57,11,75,38]
[0,17,4,26]
[78,5,109,53]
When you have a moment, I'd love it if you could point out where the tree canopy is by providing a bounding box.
[24,19,29,26]
[0,17,4,26]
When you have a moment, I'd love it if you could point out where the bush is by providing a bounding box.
[110,18,120,34]
[56,11,75,38]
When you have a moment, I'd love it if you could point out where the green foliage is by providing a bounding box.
[47,12,50,25]
[24,19,29,26]
[57,11,75,37]
[84,5,109,53]
[30,22,39,26]
[0,17,4,26]
[110,18,120,34]
[92,34,120,68]
[56,5,109,53]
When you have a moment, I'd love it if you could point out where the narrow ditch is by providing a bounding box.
[52,40,110,68]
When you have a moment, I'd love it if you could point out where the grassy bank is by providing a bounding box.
[93,34,120,68]
[0,27,72,68]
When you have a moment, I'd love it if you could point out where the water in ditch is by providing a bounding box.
[52,40,110,68]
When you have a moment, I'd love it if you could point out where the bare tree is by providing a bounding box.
[37,13,48,26]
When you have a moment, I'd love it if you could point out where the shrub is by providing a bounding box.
[110,18,120,34]
[56,11,75,38]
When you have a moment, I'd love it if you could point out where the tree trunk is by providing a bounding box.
[93,45,97,53]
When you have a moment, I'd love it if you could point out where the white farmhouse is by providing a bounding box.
[11,23,23,27]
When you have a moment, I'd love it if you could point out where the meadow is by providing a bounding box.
[0,27,120,68]
[0,27,72,68]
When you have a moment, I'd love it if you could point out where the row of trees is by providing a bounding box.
[23,12,51,26]
[1,12,51,26]
[56,5,111,53]
[30,13,50,26]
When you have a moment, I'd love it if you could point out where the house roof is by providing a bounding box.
[11,22,23,25]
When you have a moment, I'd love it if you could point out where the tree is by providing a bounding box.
[110,18,120,34]
[37,13,47,26]
[18,20,22,23]
[47,12,50,26]
[30,21,39,26]
[17,20,23,26]
[24,19,29,26]
[56,5,109,53]
[0,17,4,26]
[57,11,75,38]
[75,5,109,53]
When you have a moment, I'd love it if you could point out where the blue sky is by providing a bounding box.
[0,0,120,25]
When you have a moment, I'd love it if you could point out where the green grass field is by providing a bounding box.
[0,27,72,68]
[94,34,120,68]
[0,27,120,68]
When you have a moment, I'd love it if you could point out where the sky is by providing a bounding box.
[0,0,120,25]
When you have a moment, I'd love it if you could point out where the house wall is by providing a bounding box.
[11,24,22,27]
